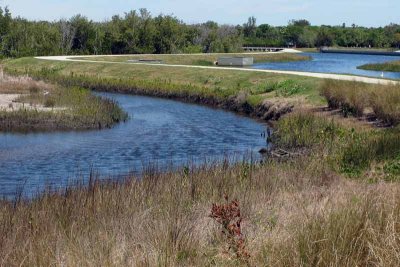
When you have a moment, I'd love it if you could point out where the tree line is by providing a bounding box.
[243,17,400,48]
[0,6,399,58]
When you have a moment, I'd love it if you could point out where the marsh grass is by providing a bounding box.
[321,80,400,125]
[273,111,400,176]
[358,60,400,72]
[0,72,52,94]
[272,111,340,149]
[0,154,399,266]
[0,73,127,132]
[339,129,400,175]
[1,57,400,266]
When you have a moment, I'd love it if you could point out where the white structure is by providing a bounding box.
[217,57,254,67]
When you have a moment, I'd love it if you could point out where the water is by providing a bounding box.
[0,93,267,198]
[253,52,400,80]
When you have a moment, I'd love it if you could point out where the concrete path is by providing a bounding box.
[35,53,399,85]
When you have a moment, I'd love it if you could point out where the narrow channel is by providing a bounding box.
[0,93,267,198]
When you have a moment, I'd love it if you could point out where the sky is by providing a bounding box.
[0,0,399,27]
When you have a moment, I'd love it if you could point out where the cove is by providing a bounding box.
[0,93,267,198]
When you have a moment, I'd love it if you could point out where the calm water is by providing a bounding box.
[254,52,400,79]
[0,93,267,198]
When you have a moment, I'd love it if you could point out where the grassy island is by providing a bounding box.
[358,60,400,72]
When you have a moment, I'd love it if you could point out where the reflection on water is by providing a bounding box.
[0,93,267,198]
[253,52,400,80]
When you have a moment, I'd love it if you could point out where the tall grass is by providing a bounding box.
[321,80,400,125]
[339,128,400,175]
[0,72,52,94]
[358,60,400,72]
[0,73,128,132]
[321,80,371,117]
[272,111,340,149]
[371,85,400,125]
[0,156,399,266]
[295,186,400,266]
[273,111,400,175]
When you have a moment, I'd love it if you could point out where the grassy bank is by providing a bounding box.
[0,74,127,132]
[358,60,400,72]
[1,112,400,266]
[274,112,400,176]
[2,56,323,123]
[79,52,310,66]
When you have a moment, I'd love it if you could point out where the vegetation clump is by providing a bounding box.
[210,195,250,262]
[273,111,400,176]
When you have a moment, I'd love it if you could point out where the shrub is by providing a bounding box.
[210,195,250,262]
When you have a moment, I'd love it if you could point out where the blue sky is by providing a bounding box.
[1,0,399,27]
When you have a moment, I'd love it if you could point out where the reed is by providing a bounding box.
[0,154,399,266]
[321,80,400,125]
[0,73,127,132]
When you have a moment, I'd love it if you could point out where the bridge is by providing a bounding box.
[242,47,285,52]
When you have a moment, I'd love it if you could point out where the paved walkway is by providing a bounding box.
[35,53,399,85]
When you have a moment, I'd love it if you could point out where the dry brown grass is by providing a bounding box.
[321,80,400,125]
[0,69,53,95]
[1,154,399,266]
[0,72,127,132]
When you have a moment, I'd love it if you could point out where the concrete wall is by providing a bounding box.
[217,57,254,66]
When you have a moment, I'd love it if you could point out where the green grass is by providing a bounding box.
[273,112,400,176]
[2,56,324,114]
[79,52,311,66]
[321,79,400,125]
[358,60,400,72]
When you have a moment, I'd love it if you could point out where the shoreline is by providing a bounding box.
[35,55,400,85]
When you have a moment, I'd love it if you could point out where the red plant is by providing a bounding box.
[210,194,250,261]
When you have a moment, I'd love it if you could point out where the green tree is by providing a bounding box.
[243,16,256,38]
[70,15,96,54]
